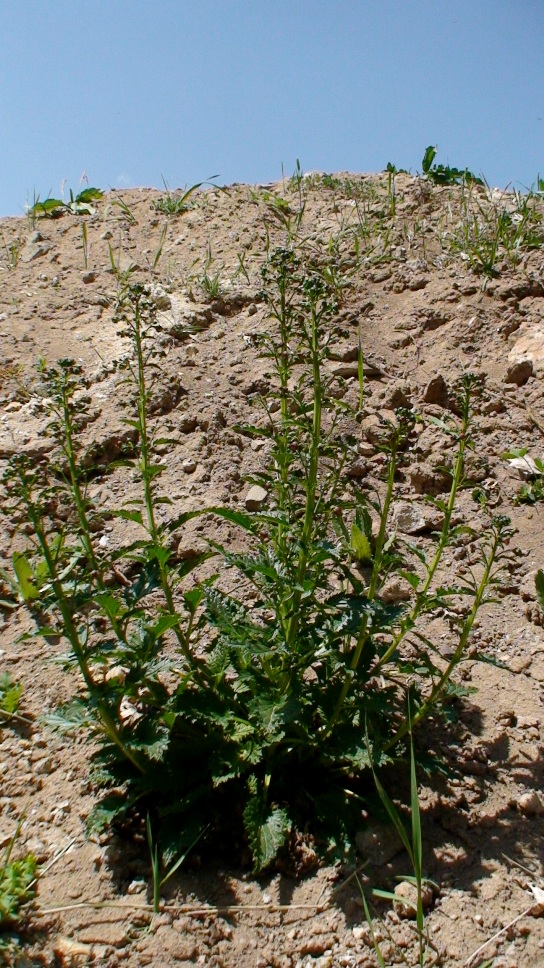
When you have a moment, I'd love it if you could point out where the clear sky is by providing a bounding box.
[1,0,543,216]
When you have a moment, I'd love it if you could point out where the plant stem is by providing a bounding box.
[385,524,502,750]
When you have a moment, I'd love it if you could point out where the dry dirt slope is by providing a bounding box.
[0,172,544,967]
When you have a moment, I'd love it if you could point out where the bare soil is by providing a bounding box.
[1,173,544,967]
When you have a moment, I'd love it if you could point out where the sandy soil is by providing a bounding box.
[1,172,544,967]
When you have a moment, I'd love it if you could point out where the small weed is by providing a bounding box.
[152,177,210,216]
[359,725,436,967]
[447,179,544,278]
[0,231,23,269]
[0,673,22,717]
[0,817,37,964]
[110,196,137,225]
[422,144,483,187]
[503,448,544,504]
[30,186,103,218]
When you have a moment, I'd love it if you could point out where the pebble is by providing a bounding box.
[182,458,197,473]
[518,790,544,816]
[504,359,534,386]
[393,880,434,919]
[245,484,268,510]
[423,374,449,407]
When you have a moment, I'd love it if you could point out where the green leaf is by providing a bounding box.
[536,569,544,610]
[148,613,181,640]
[0,673,22,715]
[112,509,144,525]
[243,795,291,873]
[32,197,63,214]
[350,524,372,563]
[75,187,103,203]
[422,145,437,174]
[12,553,39,601]
[398,570,420,590]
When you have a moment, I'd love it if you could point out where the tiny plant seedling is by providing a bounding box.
[30,187,103,218]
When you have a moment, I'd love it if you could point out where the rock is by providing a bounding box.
[509,322,544,376]
[423,375,449,407]
[245,485,268,510]
[409,461,451,495]
[177,536,208,560]
[182,458,197,473]
[518,790,544,816]
[393,880,434,919]
[356,822,404,864]
[150,284,172,310]
[382,384,411,408]
[504,359,534,386]
[78,922,127,947]
[391,500,429,535]
[81,271,97,284]
[381,576,412,603]
[21,240,52,262]
[53,937,93,966]
[157,293,214,338]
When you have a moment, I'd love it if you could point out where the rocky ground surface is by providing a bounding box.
[0,172,544,967]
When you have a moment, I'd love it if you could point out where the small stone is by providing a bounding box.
[81,271,97,283]
[245,485,268,510]
[34,756,54,775]
[53,937,92,966]
[391,500,428,535]
[182,458,197,473]
[150,285,172,310]
[381,577,412,603]
[356,822,404,864]
[518,790,544,816]
[393,880,434,918]
[504,359,534,386]
[423,375,449,407]
[352,926,368,942]
[78,922,127,947]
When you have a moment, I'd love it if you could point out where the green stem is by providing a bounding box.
[324,439,399,735]
[22,491,144,774]
[385,527,501,751]
[284,300,322,651]
[375,409,470,673]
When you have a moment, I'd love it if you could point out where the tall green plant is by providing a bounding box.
[2,259,512,877]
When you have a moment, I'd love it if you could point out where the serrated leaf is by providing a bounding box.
[112,508,144,525]
[350,524,372,563]
[244,796,290,872]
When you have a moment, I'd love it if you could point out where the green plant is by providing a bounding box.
[503,448,544,504]
[0,673,22,718]
[151,177,209,216]
[422,145,483,187]
[81,221,89,269]
[30,186,103,218]
[0,231,23,269]
[2,243,511,880]
[0,817,37,963]
[358,726,436,967]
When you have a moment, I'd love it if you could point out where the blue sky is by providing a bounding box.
[1,0,543,216]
